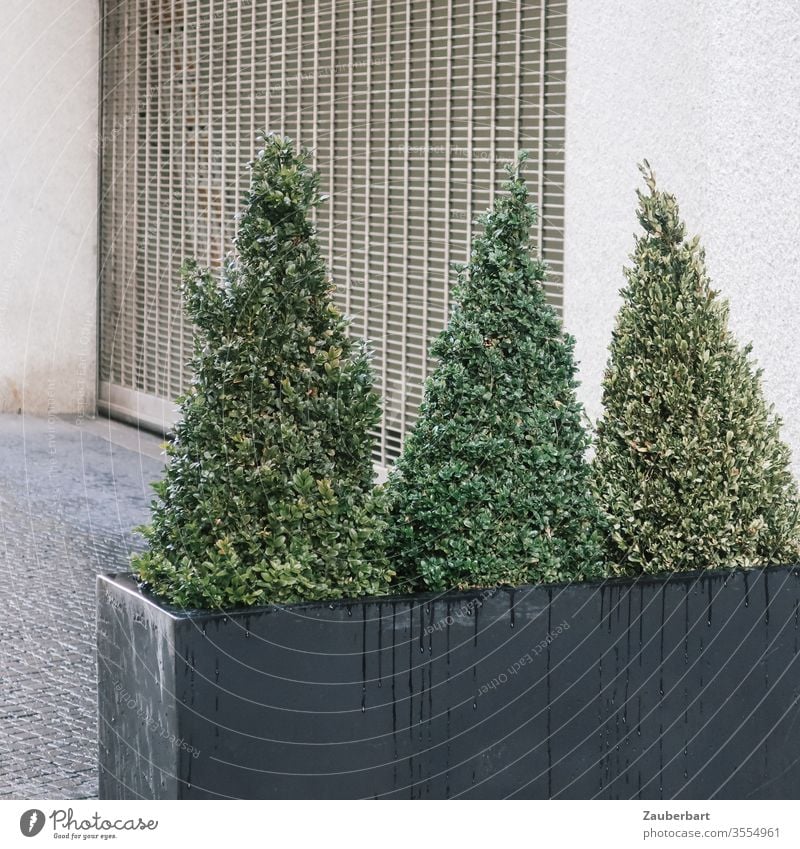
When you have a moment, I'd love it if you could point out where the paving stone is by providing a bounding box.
[0,414,163,799]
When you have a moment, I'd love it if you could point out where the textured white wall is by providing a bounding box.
[564,0,800,470]
[0,0,99,415]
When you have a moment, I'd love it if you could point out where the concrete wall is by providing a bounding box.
[0,0,99,416]
[563,0,800,469]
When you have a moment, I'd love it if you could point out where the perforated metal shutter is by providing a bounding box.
[99,0,568,464]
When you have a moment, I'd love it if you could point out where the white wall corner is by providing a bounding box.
[0,0,100,416]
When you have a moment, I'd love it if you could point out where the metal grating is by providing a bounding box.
[98,0,568,465]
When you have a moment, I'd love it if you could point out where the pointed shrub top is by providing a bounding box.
[384,157,604,592]
[593,163,800,575]
[635,160,685,244]
[132,134,393,609]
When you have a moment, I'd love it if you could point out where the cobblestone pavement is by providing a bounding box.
[0,413,164,799]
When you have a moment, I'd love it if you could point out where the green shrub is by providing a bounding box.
[593,163,800,575]
[132,134,393,608]
[384,155,604,592]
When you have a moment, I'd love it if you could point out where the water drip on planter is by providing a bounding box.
[638,584,645,665]
[684,589,690,664]
[707,581,713,626]
[377,602,383,687]
[659,590,666,696]
[600,585,605,630]
[408,602,415,738]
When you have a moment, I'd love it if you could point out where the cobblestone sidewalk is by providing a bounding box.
[0,414,164,799]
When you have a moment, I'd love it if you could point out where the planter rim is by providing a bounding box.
[99,561,800,621]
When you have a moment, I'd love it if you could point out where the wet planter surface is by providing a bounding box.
[97,565,800,799]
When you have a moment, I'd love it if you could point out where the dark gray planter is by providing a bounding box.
[97,565,800,799]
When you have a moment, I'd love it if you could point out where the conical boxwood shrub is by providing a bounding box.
[132,134,393,608]
[593,163,800,575]
[385,155,604,592]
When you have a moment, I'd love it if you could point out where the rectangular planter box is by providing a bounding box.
[97,565,800,799]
